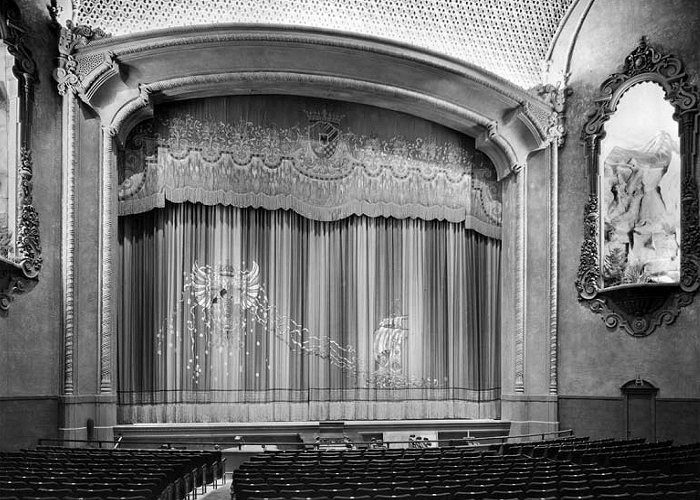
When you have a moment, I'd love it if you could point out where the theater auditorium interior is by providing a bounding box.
[1,0,699,499]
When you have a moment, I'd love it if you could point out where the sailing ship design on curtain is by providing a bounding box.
[372,314,408,387]
[157,260,358,383]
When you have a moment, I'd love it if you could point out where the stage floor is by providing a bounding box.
[114,418,511,450]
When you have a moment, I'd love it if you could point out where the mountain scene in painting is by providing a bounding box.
[602,131,680,287]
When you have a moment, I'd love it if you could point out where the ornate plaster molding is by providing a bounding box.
[0,1,41,312]
[586,286,694,337]
[535,61,571,148]
[548,146,558,394]
[514,168,526,393]
[75,26,546,104]
[576,38,700,336]
[0,270,38,311]
[99,126,115,393]
[62,93,78,395]
[0,150,41,311]
[68,26,553,178]
[575,194,600,300]
[52,16,110,96]
[16,148,42,276]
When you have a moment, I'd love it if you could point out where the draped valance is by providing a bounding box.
[118,96,502,238]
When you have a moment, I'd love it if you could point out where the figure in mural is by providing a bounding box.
[603,131,680,286]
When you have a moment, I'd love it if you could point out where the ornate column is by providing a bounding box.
[536,70,568,396]
[99,126,116,394]
[548,143,559,394]
[514,163,526,393]
[61,92,78,395]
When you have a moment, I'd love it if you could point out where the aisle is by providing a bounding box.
[196,478,231,500]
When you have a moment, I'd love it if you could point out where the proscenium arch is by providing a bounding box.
[73,25,551,176]
[60,25,555,396]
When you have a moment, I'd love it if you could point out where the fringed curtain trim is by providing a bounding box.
[118,110,502,238]
[117,400,500,424]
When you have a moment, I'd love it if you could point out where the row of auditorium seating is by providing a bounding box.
[517,437,700,474]
[0,446,224,500]
[231,439,700,499]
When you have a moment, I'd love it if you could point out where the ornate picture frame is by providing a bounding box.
[0,0,41,312]
[576,38,700,336]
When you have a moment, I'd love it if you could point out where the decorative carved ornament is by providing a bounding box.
[0,1,41,313]
[576,38,700,336]
[534,62,572,147]
[50,4,111,97]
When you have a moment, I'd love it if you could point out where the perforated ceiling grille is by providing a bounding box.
[73,0,574,89]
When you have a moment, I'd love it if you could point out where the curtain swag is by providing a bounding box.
[118,114,502,238]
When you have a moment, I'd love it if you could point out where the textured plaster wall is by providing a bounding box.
[558,0,700,440]
[0,1,63,449]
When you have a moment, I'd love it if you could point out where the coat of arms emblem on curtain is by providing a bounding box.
[306,110,344,159]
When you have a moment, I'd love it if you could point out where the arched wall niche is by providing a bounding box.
[0,0,41,312]
[575,38,700,337]
[55,24,561,434]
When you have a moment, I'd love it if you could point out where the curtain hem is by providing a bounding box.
[117,400,501,423]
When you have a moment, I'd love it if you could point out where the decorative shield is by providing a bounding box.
[308,117,341,159]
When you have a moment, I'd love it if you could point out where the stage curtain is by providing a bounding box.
[117,202,500,422]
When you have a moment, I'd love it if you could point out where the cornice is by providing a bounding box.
[59,26,554,181]
[73,24,544,106]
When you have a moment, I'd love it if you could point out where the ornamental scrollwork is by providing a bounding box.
[575,194,600,300]
[0,1,41,313]
[535,67,572,147]
[585,287,694,338]
[50,3,111,96]
[16,148,41,277]
[576,37,700,336]
[680,167,700,292]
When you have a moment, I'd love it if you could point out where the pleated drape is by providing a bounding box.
[117,202,500,422]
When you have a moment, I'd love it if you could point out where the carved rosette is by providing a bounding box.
[577,37,700,336]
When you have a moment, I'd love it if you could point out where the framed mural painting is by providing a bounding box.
[576,38,700,336]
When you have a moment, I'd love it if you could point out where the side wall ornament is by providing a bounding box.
[49,3,110,96]
[0,0,41,312]
[536,61,572,148]
[575,37,700,336]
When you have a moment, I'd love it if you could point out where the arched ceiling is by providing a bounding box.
[68,0,574,89]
